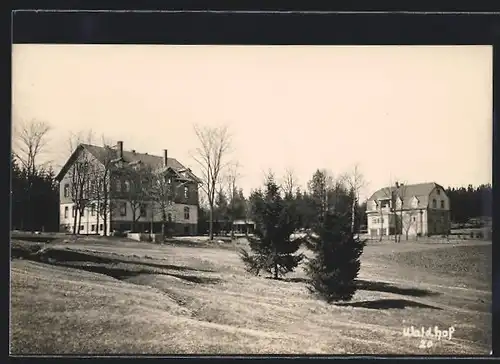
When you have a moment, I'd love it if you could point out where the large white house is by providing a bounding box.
[55,141,202,236]
[366,182,450,238]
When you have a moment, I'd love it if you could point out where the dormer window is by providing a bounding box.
[411,196,419,209]
[380,199,390,208]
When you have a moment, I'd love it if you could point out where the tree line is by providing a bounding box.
[11,155,59,232]
[10,120,492,238]
[445,184,492,225]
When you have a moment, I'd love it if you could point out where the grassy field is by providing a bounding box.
[10,235,491,355]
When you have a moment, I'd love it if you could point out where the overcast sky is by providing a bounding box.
[12,45,492,201]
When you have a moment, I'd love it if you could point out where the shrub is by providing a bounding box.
[304,212,366,302]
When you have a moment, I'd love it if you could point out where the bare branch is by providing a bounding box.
[190,124,233,240]
[281,167,298,197]
[13,119,51,177]
[344,164,367,233]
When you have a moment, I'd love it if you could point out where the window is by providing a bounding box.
[140,204,147,217]
[91,203,96,216]
[116,180,121,192]
[81,208,85,217]
[64,206,69,219]
[184,186,189,199]
[184,206,190,220]
[72,206,76,217]
[80,225,84,231]
[91,224,96,232]
[437,189,441,195]
[99,224,103,231]
[167,213,172,222]
[413,216,416,222]
[440,200,445,209]
[119,202,127,216]
[64,184,70,197]
[124,181,130,192]
[432,199,437,208]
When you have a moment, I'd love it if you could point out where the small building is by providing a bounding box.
[366,182,451,238]
[232,219,256,235]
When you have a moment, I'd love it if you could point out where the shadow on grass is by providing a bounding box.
[279,277,439,298]
[29,246,213,273]
[37,260,223,285]
[111,258,214,273]
[14,245,222,285]
[356,279,440,298]
[336,299,443,310]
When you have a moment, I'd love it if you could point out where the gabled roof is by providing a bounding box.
[367,182,445,209]
[56,143,202,183]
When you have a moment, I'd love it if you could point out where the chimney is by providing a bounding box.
[395,181,399,188]
[117,141,123,159]
[163,149,168,167]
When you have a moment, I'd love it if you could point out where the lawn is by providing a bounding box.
[10,236,491,355]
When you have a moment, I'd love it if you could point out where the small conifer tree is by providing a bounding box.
[304,211,366,302]
[239,175,304,279]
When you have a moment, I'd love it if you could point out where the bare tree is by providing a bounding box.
[190,124,232,240]
[66,131,94,234]
[378,184,393,242]
[282,167,298,197]
[402,208,418,241]
[307,168,341,221]
[12,119,52,232]
[92,137,116,236]
[150,167,185,240]
[379,179,408,243]
[344,164,366,234]
[393,182,409,243]
[120,162,153,232]
[13,119,52,177]
[224,161,241,239]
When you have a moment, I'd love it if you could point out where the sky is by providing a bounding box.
[12,45,492,201]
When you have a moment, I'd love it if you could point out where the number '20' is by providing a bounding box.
[419,340,433,348]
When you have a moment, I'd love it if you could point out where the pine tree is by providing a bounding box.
[304,211,366,302]
[239,175,304,279]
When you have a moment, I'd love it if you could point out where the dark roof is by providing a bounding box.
[56,143,201,182]
[367,182,444,208]
[81,143,185,170]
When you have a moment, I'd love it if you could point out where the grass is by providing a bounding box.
[10,236,491,355]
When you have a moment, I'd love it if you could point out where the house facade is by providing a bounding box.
[56,141,201,236]
[366,182,450,238]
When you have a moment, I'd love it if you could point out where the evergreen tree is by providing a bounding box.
[304,211,366,302]
[239,175,304,279]
[11,156,59,232]
[303,169,366,302]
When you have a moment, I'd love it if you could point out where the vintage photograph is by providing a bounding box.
[11,44,492,355]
